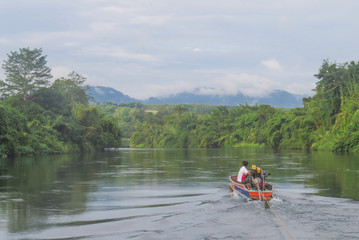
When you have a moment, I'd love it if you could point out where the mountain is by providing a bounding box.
[88,86,137,104]
[87,86,307,108]
[144,90,305,108]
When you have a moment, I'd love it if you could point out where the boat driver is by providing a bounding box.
[237,161,252,187]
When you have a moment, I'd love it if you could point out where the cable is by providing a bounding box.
[257,186,295,240]
[266,200,295,240]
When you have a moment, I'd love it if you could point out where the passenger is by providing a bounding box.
[250,165,257,179]
[255,167,272,190]
[237,161,252,188]
[255,167,263,188]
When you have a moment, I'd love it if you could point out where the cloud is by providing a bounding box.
[285,82,316,95]
[15,31,90,46]
[85,47,158,62]
[94,87,105,95]
[262,59,282,71]
[129,15,173,25]
[134,81,195,99]
[123,72,283,99]
[89,22,118,32]
[2,0,358,101]
[209,73,282,97]
[0,38,10,45]
[0,58,4,79]
[100,6,130,14]
[51,66,73,79]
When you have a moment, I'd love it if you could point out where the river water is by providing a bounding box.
[0,148,359,239]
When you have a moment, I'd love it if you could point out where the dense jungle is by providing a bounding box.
[1,48,359,158]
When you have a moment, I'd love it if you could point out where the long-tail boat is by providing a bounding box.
[229,175,273,201]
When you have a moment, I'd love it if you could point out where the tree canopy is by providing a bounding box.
[0,48,121,158]
[100,59,359,152]
[0,48,52,101]
[2,47,359,158]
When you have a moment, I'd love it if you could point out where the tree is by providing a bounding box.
[0,48,52,102]
[32,87,68,116]
[0,103,28,157]
[52,71,90,109]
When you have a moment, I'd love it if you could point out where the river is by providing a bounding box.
[0,148,358,239]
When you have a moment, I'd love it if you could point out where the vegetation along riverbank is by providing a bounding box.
[1,48,359,158]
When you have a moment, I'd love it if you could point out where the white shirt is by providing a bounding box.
[237,166,248,182]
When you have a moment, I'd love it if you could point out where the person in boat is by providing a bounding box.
[253,167,263,187]
[254,167,272,190]
[237,161,252,187]
[250,165,258,178]
[250,165,263,189]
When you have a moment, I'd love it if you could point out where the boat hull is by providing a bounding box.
[229,175,272,201]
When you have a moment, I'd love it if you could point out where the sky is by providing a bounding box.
[1,0,359,99]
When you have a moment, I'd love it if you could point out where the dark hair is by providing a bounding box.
[242,160,248,166]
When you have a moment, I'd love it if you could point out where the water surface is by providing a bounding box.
[0,148,359,239]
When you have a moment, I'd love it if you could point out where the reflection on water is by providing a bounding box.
[0,148,359,239]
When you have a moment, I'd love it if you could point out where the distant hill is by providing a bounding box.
[88,86,137,104]
[88,86,307,108]
[144,90,306,108]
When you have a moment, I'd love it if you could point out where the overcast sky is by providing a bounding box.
[1,0,359,99]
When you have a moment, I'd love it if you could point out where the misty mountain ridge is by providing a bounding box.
[88,86,137,104]
[88,86,307,108]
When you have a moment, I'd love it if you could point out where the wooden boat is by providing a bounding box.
[229,175,273,201]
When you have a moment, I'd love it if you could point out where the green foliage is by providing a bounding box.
[0,48,122,158]
[122,59,359,152]
[308,60,359,151]
[2,47,359,156]
[0,48,52,101]
[99,117,121,147]
[32,87,69,116]
[0,103,28,157]
[52,71,90,109]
